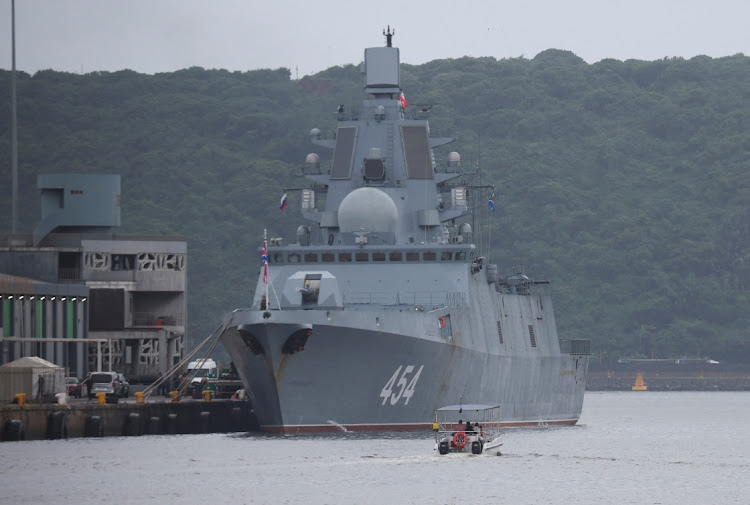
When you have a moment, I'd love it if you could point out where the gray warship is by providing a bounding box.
[219,29,590,432]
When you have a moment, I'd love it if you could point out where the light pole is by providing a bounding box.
[10,0,19,239]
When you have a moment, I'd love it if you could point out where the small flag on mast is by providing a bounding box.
[261,239,268,284]
[399,91,407,108]
[280,192,288,211]
[488,192,496,211]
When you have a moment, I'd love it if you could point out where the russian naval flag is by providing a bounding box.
[488,192,496,211]
[280,192,288,211]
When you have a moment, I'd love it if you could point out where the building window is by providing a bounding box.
[111,254,135,271]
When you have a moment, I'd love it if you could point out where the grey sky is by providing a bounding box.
[1,0,748,77]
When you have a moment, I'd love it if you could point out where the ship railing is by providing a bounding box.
[345,291,458,307]
[559,339,591,355]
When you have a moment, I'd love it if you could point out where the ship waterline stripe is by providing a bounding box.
[261,418,580,434]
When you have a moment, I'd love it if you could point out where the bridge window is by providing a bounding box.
[389,252,402,261]
[441,252,452,261]
[355,252,369,262]
[322,253,335,263]
[372,252,386,262]
[304,253,318,263]
[338,253,352,262]
[406,252,420,262]
[423,252,436,261]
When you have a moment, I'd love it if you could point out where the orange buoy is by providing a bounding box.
[632,372,647,391]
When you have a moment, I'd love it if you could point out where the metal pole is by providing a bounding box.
[11,0,19,238]
[265,228,269,307]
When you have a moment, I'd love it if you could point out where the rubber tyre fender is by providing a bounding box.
[84,415,104,437]
[3,419,26,442]
[146,416,160,435]
[122,413,142,436]
[166,413,178,435]
[46,411,68,440]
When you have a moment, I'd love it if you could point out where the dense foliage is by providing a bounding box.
[2,50,749,364]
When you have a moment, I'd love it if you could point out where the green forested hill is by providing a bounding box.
[1,50,749,364]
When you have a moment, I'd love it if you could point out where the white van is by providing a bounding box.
[187,359,217,391]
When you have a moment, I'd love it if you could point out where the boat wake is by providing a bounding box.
[326,420,349,432]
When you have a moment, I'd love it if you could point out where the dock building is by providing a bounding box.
[0,174,185,383]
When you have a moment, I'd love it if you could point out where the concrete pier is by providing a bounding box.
[0,399,258,441]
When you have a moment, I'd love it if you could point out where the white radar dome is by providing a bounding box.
[338,188,398,233]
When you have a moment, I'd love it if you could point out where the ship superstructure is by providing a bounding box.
[219,29,590,432]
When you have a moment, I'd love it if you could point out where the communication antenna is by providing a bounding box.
[383,26,395,47]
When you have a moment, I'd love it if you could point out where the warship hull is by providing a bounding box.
[220,292,589,433]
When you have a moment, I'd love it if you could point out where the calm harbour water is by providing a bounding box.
[1,391,748,505]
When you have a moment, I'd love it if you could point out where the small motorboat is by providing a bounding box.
[433,404,503,456]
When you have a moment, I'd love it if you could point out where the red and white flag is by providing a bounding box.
[399,91,407,108]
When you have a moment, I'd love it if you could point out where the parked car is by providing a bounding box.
[116,373,130,398]
[88,371,122,400]
[65,377,82,398]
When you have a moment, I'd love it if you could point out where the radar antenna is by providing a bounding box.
[383,26,395,47]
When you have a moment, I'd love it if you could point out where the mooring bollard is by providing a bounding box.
[14,393,26,406]
[96,392,106,404]
[169,391,180,403]
[202,390,211,402]
[135,392,145,404]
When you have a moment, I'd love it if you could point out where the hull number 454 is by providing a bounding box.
[380,365,424,405]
